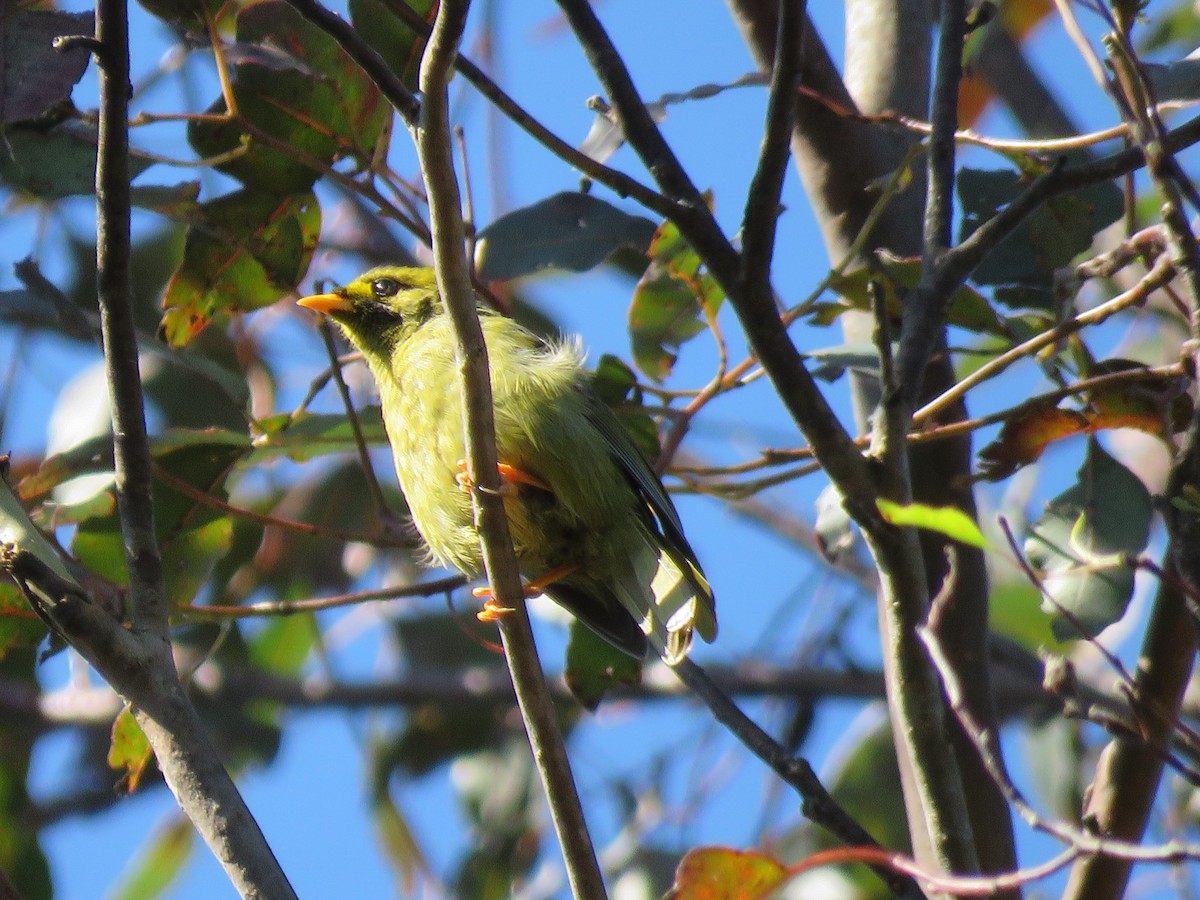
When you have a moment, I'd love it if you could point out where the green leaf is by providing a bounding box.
[382,615,513,775]
[188,0,390,194]
[0,124,153,199]
[958,164,1122,294]
[1142,57,1200,102]
[1024,440,1151,640]
[248,615,317,676]
[590,355,661,463]
[802,343,887,382]
[71,431,248,603]
[814,483,855,562]
[875,499,990,549]
[371,787,427,894]
[630,220,723,381]
[0,583,46,657]
[250,408,388,463]
[564,619,642,710]
[0,474,81,589]
[108,815,194,900]
[822,720,911,854]
[475,192,657,281]
[0,691,51,900]
[1022,717,1086,821]
[988,578,1063,653]
[18,433,116,501]
[160,188,320,346]
[348,0,433,92]
[451,741,541,900]
[827,256,1006,336]
[108,707,154,793]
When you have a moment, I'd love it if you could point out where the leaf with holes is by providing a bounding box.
[630,220,723,381]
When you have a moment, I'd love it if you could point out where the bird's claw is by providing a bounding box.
[472,587,516,621]
[455,460,518,496]
[455,460,550,495]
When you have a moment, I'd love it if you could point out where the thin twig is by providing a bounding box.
[180,575,466,620]
[317,319,395,523]
[95,0,165,635]
[913,254,1176,426]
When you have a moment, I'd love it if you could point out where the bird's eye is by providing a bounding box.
[372,277,401,299]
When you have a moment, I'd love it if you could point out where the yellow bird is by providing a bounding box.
[298,266,716,663]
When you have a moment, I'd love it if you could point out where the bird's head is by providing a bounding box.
[297,266,442,356]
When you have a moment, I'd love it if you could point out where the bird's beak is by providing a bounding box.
[297,292,352,314]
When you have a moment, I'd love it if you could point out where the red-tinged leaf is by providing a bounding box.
[159,189,319,345]
[977,405,1090,481]
[109,707,154,794]
[978,364,1192,482]
[667,847,788,900]
[959,0,1054,126]
[0,582,47,657]
[188,0,390,194]
[1084,361,1193,438]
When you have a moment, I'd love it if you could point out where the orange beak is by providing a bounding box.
[297,292,353,314]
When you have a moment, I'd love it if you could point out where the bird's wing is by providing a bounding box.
[583,390,687,541]
[582,389,716,640]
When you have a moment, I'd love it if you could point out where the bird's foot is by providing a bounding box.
[475,595,515,622]
[472,564,579,622]
[455,460,550,496]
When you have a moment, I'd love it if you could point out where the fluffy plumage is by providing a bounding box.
[298,266,716,663]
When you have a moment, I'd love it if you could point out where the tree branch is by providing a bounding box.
[674,660,924,898]
[896,0,965,405]
[553,0,876,513]
[739,0,803,303]
[95,0,164,636]
[1,547,296,898]
[24,1,307,894]
[412,4,607,897]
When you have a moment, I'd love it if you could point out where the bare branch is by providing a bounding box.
[412,4,608,897]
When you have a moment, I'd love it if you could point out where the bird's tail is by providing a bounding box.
[619,537,716,666]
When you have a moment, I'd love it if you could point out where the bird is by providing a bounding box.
[297,265,716,664]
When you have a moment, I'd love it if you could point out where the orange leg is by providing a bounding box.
[456,460,551,495]
[473,564,580,622]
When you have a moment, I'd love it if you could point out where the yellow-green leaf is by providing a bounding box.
[875,499,990,549]
[109,706,154,794]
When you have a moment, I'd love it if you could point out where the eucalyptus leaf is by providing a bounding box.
[475,192,656,281]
